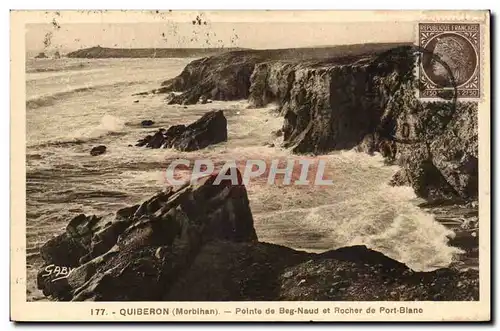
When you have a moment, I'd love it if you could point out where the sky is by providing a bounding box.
[26,21,415,53]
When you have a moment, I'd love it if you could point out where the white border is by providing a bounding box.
[3,1,498,330]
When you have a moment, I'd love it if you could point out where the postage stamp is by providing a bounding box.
[9,10,490,323]
[418,23,481,99]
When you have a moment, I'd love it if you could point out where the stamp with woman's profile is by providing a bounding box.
[419,23,480,98]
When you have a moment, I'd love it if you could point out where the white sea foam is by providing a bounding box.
[251,150,462,272]
[70,115,126,141]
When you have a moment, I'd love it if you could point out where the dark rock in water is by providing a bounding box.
[135,134,152,147]
[132,91,149,96]
[173,110,227,151]
[141,120,154,127]
[147,130,165,149]
[136,110,227,151]
[134,100,139,103]
[36,168,478,302]
[90,145,106,156]
[35,52,48,59]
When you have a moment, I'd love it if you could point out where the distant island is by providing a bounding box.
[66,46,248,58]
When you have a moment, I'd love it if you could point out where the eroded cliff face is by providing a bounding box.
[250,59,401,154]
[159,51,267,104]
[157,46,478,201]
[249,47,478,201]
[158,44,408,104]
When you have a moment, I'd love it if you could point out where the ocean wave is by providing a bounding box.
[26,87,94,109]
[26,81,146,110]
[30,115,127,147]
[248,149,462,272]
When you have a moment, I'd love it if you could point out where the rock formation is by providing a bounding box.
[140,120,154,127]
[90,145,107,156]
[37,169,478,301]
[158,44,407,105]
[159,45,478,202]
[135,110,227,151]
[35,52,48,59]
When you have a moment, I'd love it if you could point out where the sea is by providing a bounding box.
[25,56,472,301]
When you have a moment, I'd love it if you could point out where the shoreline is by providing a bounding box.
[26,45,479,301]
[33,166,479,302]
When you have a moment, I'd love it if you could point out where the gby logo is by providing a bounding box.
[41,264,75,282]
[164,158,334,186]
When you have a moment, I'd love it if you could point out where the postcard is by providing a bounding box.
[10,9,490,322]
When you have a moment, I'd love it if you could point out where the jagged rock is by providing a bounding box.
[35,52,48,59]
[39,213,123,267]
[37,168,257,301]
[36,265,73,300]
[249,49,414,155]
[90,145,107,156]
[249,62,296,108]
[136,110,227,151]
[160,45,477,200]
[278,246,478,301]
[160,54,257,105]
[39,231,89,267]
[428,103,478,198]
[36,168,478,302]
[135,134,152,147]
[158,44,403,105]
[146,130,165,149]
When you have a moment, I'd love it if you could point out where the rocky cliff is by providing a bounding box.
[37,169,478,301]
[159,45,478,202]
[158,44,409,103]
